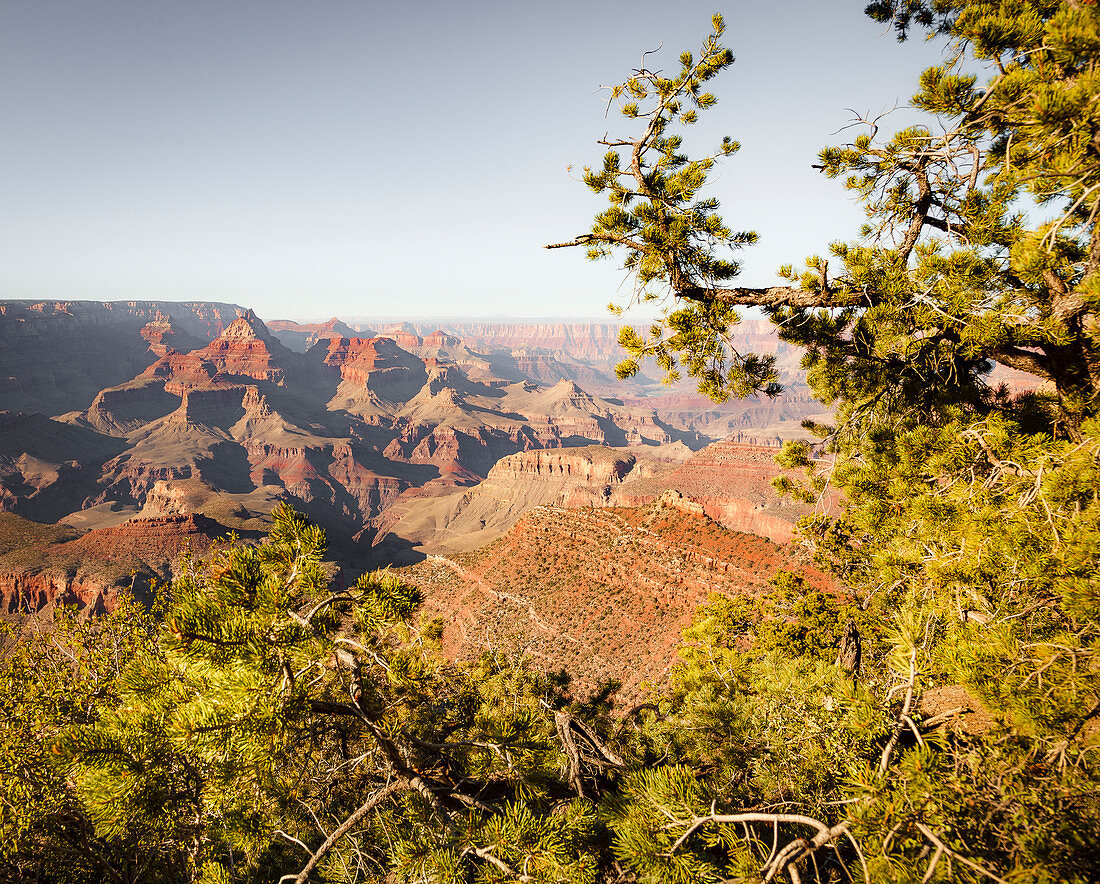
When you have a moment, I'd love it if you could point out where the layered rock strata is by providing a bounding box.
[2,305,707,615]
[0,512,222,620]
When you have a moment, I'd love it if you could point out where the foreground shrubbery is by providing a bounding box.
[2,496,1098,883]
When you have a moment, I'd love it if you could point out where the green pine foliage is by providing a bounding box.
[548,1,1100,880]
[25,505,620,883]
[550,13,780,402]
[6,3,1100,882]
[0,597,160,882]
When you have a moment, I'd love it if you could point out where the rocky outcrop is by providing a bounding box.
[372,444,690,560]
[141,311,289,392]
[267,318,361,352]
[0,513,222,619]
[320,335,428,404]
[373,439,826,560]
[0,571,128,619]
[402,502,838,706]
[82,381,181,435]
[140,315,206,357]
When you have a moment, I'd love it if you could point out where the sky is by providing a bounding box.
[0,1,953,321]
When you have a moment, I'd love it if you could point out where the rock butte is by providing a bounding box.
[0,512,223,622]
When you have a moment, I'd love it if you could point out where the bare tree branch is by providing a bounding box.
[662,809,852,883]
[282,780,407,884]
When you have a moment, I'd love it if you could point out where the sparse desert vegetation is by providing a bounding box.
[404,501,836,705]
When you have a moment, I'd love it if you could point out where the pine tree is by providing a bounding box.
[552,3,1100,881]
[551,4,1100,427]
[0,597,160,883]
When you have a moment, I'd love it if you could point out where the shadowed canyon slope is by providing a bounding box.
[0,300,243,414]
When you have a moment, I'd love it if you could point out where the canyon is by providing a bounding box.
[401,499,838,705]
[0,300,828,627]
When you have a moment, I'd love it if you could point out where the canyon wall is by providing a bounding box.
[0,300,243,414]
[372,439,828,561]
[0,513,222,621]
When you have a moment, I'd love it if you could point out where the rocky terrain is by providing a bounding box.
[0,511,224,621]
[4,310,688,535]
[0,300,242,415]
[5,302,756,615]
[373,440,826,561]
[402,500,838,706]
[285,318,833,441]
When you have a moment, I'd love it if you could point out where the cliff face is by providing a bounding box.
[0,512,222,620]
[321,336,429,403]
[371,439,823,562]
[0,300,243,414]
[0,571,126,619]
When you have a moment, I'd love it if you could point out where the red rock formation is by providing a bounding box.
[0,514,221,619]
[321,336,428,403]
[0,300,242,414]
[267,317,360,351]
[140,315,205,357]
[140,311,288,392]
[403,502,838,705]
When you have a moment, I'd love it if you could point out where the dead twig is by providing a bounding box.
[282,780,407,884]
[914,822,1008,884]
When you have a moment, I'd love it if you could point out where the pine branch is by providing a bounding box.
[662,809,853,883]
[461,845,533,883]
[914,822,1008,884]
[879,649,918,775]
[280,780,407,884]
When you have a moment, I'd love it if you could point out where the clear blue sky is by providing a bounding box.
[0,1,948,320]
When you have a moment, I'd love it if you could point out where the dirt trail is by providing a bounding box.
[426,554,579,644]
